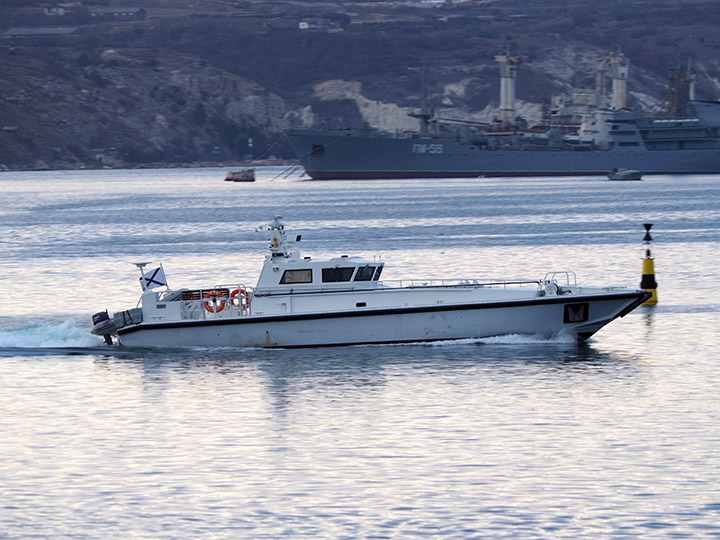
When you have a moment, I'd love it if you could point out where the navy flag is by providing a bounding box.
[140,266,167,291]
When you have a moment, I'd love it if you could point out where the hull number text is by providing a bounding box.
[412,143,443,155]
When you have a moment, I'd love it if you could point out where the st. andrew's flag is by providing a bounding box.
[140,266,167,291]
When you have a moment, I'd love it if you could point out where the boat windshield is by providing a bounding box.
[354,266,376,281]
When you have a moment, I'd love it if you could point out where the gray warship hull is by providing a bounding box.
[286,101,720,180]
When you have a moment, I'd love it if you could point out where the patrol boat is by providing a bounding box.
[91,216,650,348]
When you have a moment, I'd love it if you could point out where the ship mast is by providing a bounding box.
[258,216,301,260]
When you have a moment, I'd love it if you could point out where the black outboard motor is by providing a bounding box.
[91,310,115,345]
[92,310,109,325]
[91,308,143,345]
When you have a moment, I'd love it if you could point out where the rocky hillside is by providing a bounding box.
[1,0,719,170]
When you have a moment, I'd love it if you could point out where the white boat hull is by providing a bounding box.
[93,217,649,350]
[116,291,647,348]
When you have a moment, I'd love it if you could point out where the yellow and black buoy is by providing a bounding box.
[640,223,658,305]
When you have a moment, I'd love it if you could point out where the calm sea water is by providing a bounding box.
[1,168,719,539]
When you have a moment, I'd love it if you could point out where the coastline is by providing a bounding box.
[0,157,294,173]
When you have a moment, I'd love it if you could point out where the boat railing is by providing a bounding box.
[163,284,253,319]
[380,278,542,290]
[542,271,578,287]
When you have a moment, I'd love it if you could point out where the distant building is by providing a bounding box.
[45,3,79,16]
[89,7,146,20]
[93,147,122,166]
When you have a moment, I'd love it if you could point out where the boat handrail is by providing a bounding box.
[386,278,541,289]
[213,283,253,316]
[251,278,541,297]
[542,271,578,287]
[160,284,253,299]
[160,284,254,318]
[213,283,254,294]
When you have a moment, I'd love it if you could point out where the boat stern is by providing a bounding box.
[91,307,143,345]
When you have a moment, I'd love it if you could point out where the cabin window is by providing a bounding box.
[311,144,325,158]
[322,267,355,282]
[373,266,383,280]
[354,266,376,281]
[280,269,313,284]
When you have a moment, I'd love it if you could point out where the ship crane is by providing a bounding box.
[595,50,630,110]
[495,52,521,130]
[408,65,433,133]
[666,55,696,117]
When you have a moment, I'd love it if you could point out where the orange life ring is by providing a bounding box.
[230,288,249,308]
[203,289,228,313]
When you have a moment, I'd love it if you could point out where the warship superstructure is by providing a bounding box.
[286,53,720,179]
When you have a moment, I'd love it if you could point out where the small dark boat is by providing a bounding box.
[225,169,255,182]
[608,168,642,181]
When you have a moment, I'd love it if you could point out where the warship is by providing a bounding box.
[285,53,720,179]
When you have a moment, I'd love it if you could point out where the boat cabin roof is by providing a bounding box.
[255,255,384,292]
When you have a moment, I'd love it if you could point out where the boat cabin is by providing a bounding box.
[254,216,384,293]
